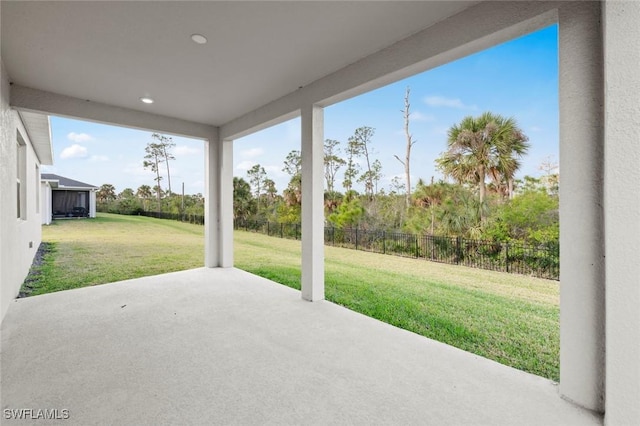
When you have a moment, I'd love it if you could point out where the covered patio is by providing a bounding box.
[1,1,638,424]
[2,268,599,425]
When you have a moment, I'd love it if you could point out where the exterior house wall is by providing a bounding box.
[0,60,43,324]
[603,1,640,423]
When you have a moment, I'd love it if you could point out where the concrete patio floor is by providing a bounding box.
[1,268,601,425]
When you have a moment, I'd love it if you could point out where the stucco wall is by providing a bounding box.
[0,60,43,324]
[603,1,640,424]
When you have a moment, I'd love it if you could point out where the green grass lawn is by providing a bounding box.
[32,213,204,294]
[32,213,559,381]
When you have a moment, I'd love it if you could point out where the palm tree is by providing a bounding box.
[233,177,255,222]
[412,178,447,235]
[136,185,153,211]
[436,112,528,220]
[489,125,531,199]
[97,184,116,203]
[438,190,487,239]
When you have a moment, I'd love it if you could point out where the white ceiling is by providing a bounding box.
[2,1,478,127]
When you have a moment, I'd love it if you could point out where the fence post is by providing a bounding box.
[456,237,461,264]
[295,223,299,240]
[355,228,359,251]
[280,223,283,238]
[505,243,510,273]
[332,227,335,246]
[382,231,386,254]
[415,234,419,258]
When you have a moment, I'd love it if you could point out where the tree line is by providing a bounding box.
[235,88,558,245]
[96,133,205,217]
[97,88,559,245]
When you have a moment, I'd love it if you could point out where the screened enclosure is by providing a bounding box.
[52,190,90,218]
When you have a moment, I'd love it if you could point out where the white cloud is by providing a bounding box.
[67,132,95,143]
[60,144,88,159]
[236,160,257,171]
[174,145,202,156]
[239,148,264,159]
[264,165,286,177]
[409,111,435,122]
[424,96,476,110]
[122,161,154,177]
[529,126,543,132]
[89,155,109,162]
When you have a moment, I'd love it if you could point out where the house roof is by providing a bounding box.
[18,111,53,165]
[41,174,97,190]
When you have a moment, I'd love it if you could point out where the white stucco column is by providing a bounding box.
[204,136,220,268]
[205,134,232,268]
[558,2,605,413]
[300,104,324,301]
[219,139,234,268]
[603,1,640,424]
[89,189,96,218]
[41,183,50,225]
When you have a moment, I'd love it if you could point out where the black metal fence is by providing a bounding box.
[235,220,559,280]
[136,211,205,225]
[112,210,559,280]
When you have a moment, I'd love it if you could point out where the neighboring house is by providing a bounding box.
[40,174,97,224]
[0,61,53,322]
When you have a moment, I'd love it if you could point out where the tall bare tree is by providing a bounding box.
[324,139,345,193]
[343,138,359,192]
[143,142,164,212]
[282,150,302,210]
[152,133,175,195]
[538,156,559,196]
[394,87,417,207]
[349,126,377,198]
[282,150,302,178]
[247,164,267,199]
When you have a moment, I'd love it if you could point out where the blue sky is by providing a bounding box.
[44,24,558,195]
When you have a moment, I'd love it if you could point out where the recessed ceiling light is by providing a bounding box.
[140,97,154,104]
[191,34,207,44]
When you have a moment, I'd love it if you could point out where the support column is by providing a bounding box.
[558,2,605,412]
[204,135,220,268]
[219,139,234,268]
[603,1,640,424]
[300,104,324,301]
[89,189,96,218]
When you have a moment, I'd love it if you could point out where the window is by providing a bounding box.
[16,134,26,220]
